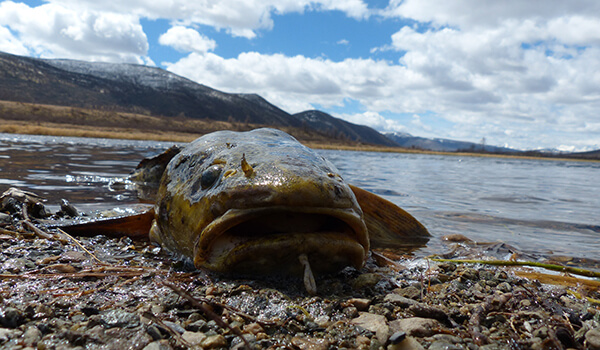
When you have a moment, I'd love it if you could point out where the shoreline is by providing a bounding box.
[2,119,597,163]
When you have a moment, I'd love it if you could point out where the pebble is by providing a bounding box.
[387,336,425,350]
[22,326,42,347]
[291,336,330,350]
[143,340,172,350]
[352,273,382,289]
[384,294,418,307]
[0,307,25,328]
[394,286,421,300]
[182,331,207,346]
[586,328,600,350]
[100,309,139,328]
[200,334,227,349]
[346,298,372,311]
[351,312,390,345]
[389,317,441,338]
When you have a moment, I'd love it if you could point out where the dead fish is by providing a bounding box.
[66,128,429,293]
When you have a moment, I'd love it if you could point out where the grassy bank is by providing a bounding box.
[1,99,597,162]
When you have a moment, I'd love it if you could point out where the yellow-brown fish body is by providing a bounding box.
[149,128,370,276]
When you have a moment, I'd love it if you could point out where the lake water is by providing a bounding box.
[1,133,599,267]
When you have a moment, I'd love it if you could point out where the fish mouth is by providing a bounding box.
[194,206,369,276]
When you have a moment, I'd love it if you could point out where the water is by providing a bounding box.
[1,133,599,263]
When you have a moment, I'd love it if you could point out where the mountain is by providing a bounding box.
[385,132,519,153]
[293,110,399,147]
[0,51,396,147]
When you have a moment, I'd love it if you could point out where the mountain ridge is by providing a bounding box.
[0,51,392,146]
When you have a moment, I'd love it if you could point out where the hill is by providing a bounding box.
[0,51,395,147]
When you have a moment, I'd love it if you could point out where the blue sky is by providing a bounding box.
[1,0,600,151]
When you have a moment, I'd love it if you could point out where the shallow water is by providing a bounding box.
[1,133,599,263]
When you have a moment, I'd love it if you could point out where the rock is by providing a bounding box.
[389,317,441,338]
[143,340,172,350]
[585,328,600,350]
[101,309,139,328]
[201,334,227,349]
[394,286,421,300]
[346,298,372,311]
[0,327,22,342]
[428,341,463,350]
[408,303,450,324]
[0,307,25,328]
[182,331,207,346]
[384,294,418,308]
[351,312,390,345]
[291,336,330,350]
[352,273,382,289]
[389,331,406,344]
[243,322,264,334]
[22,326,42,347]
[387,336,425,350]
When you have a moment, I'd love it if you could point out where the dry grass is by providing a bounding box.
[1,99,596,162]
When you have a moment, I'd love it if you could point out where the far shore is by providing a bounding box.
[2,119,597,163]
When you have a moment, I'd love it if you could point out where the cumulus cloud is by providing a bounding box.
[336,111,407,133]
[0,1,149,63]
[0,25,28,55]
[27,0,369,38]
[159,26,216,54]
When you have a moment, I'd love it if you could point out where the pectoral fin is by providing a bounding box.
[350,185,430,249]
[57,209,155,239]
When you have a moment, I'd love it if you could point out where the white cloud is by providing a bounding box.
[162,51,429,114]
[0,25,28,55]
[336,111,406,133]
[0,1,149,63]
[28,0,369,38]
[159,26,216,54]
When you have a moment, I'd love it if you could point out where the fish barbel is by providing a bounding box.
[149,128,371,278]
[63,128,429,293]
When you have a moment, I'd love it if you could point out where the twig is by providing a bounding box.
[56,228,105,264]
[430,258,600,278]
[23,220,55,240]
[161,280,252,350]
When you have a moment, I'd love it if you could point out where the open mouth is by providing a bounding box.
[194,207,369,276]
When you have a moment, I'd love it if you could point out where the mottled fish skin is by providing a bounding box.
[150,128,369,276]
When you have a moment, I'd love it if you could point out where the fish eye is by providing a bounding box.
[201,165,223,189]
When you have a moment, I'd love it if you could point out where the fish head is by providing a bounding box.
[152,128,369,276]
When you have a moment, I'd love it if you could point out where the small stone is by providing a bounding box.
[389,331,406,344]
[346,298,372,311]
[185,319,207,332]
[585,328,600,350]
[384,294,418,308]
[201,334,227,349]
[408,304,450,324]
[182,331,207,346]
[387,336,425,350]
[394,286,421,300]
[496,282,512,293]
[351,312,390,345]
[389,317,441,338]
[0,307,25,328]
[291,336,330,350]
[352,273,382,289]
[22,326,42,347]
[142,340,172,350]
[356,335,370,348]
[163,321,185,334]
[428,341,463,350]
[243,322,264,335]
[101,309,139,328]
[0,327,21,342]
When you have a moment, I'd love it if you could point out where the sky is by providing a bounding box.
[1,1,600,151]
